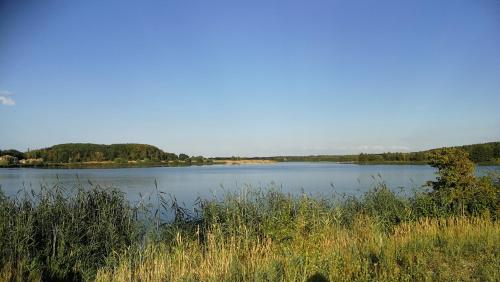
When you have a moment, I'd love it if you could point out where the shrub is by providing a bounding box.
[427,148,499,216]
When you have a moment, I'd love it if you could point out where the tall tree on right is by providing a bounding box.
[427,148,477,215]
[427,148,498,216]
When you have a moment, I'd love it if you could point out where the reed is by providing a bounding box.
[0,180,498,281]
[0,182,141,281]
[96,213,499,281]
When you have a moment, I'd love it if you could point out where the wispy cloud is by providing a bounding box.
[0,91,15,106]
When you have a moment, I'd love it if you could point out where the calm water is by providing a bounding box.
[0,163,498,207]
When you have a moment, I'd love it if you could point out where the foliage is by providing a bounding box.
[464,142,500,162]
[428,148,476,192]
[192,156,205,163]
[426,148,499,217]
[245,141,500,164]
[25,143,180,163]
[178,153,190,161]
[9,141,500,165]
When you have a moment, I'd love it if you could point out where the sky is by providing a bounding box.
[1,0,499,157]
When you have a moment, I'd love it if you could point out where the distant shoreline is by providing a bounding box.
[2,141,499,169]
[0,160,208,169]
[2,159,499,169]
[212,159,277,165]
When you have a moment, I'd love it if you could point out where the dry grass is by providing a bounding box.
[96,216,499,282]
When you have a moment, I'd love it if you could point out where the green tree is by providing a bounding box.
[358,153,367,162]
[469,144,494,162]
[193,156,204,163]
[427,148,477,215]
[494,143,500,159]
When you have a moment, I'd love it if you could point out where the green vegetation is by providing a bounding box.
[25,143,179,163]
[0,185,139,281]
[97,215,498,282]
[249,141,500,165]
[0,148,498,281]
[0,143,211,167]
[1,142,498,168]
[0,149,25,161]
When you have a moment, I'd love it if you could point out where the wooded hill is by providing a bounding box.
[23,143,183,163]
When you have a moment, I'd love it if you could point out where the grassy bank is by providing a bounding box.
[96,160,498,281]
[96,216,499,281]
[0,148,498,281]
[1,184,498,281]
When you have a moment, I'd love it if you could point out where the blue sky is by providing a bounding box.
[1,0,499,157]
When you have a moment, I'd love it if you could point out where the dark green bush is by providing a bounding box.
[426,148,499,217]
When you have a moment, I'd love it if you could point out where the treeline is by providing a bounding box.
[2,141,499,165]
[259,141,500,164]
[261,153,424,163]
[461,142,500,162]
[24,143,193,163]
[360,142,500,163]
[260,155,359,163]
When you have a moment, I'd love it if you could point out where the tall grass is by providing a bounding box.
[0,181,498,281]
[96,216,499,281]
[0,183,140,281]
[96,185,498,281]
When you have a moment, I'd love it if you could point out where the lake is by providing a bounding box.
[0,163,498,207]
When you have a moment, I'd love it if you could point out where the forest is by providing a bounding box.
[22,143,182,163]
[262,141,500,164]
